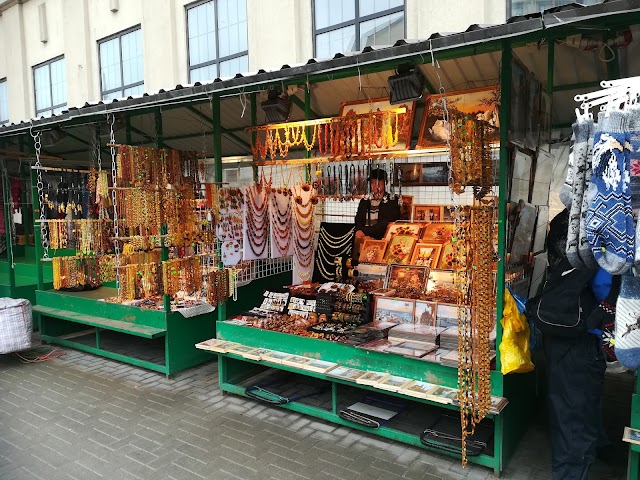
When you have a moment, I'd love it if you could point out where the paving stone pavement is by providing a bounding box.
[0,339,631,480]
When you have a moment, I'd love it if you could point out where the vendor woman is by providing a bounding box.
[354,168,401,257]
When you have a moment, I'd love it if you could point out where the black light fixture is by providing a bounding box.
[261,87,292,124]
[388,63,425,104]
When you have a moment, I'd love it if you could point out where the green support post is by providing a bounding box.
[251,93,258,181]
[31,166,45,291]
[495,40,512,380]
[212,95,226,322]
[155,109,171,314]
[1,147,16,293]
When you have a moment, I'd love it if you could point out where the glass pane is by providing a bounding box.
[359,11,404,48]
[121,29,144,87]
[190,64,217,83]
[102,90,122,101]
[188,1,216,66]
[315,0,355,30]
[52,105,66,115]
[359,0,403,17]
[100,37,121,92]
[0,81,8,122]
[50,58,66,107]
[315,25,356,58]
[219,55,248,78]
[123,84,144,96]
[217,0,247,58]
[34,64,52,113]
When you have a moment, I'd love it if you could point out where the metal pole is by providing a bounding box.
[0,142,15,292]
[495,40,512,379]
[212,95,226,322]
[547,39,555,93]
[251,93,258,181]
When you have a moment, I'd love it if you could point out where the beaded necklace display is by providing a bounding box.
[292,183,316,282]
[52,256,101,290]
[244,180,269,258]
[270,191,292,257]
[314,225,354,282]
[456,204,495,465]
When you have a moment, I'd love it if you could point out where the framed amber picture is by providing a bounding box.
[383,235,417,265]
[359,239,388,263]
[384,222,422,241]
[436,241,467,270]
[388,265,430,290]
[421,222,455,243]
[413,205,443,222]
[417,86,500,149]
[339,97,416,152]
[410,243,442,268]
[399,195,414,221]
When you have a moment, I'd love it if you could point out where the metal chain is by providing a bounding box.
[90,128,97,171]
[108,113,121,299]
[30,128,50,260]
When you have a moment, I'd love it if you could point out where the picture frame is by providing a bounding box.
[510,150,532,203]
[421,222,455,244]
[413,205,443,222]
[509,58,528,148]
[539,89,552,146]
[526,74,541,150]
[374,297,415,324]
[442,205,472,222]
[436,241,466,270]
[387,265,430,290]
[394,163,422,186]
[623,427,640,446]
[417,86,500,149]
[414,300,437,325]
[359,239,388,263]
[399,195,414,221]
[339,97,416,152]
[356,263,389,291]
[421,162,449,186]
[425,270,458,303]
[384,222,423,241]
[383,235,418,265]
[410,243,442,268]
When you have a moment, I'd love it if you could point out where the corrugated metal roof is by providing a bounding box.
[1,0,639,160]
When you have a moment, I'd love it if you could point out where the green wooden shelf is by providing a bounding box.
[210,320,538,474]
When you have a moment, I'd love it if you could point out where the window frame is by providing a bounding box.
[185,0,249,82]
[98,25,144,100]
[32,55,67,117]
[312,0,406,57]
[0,78,8,125]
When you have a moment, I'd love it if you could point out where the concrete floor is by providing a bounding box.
[0,338,633,480]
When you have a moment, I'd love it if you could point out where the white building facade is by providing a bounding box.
[0,0,600,125]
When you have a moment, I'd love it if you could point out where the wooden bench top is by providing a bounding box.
[34,305,166,339]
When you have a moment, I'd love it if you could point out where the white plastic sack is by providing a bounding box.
[0,298,32,354]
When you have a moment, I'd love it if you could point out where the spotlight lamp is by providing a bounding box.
[388,63,425,104]
[261,88,292,124]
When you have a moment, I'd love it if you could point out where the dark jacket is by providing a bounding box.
[354,194,401,240]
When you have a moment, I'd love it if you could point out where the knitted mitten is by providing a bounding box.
[578,117,600,269]
[630,108,640,269]
[566,119,592,268]
[615,272,640,369]
[586,110,634,274]
[559,131,576,209]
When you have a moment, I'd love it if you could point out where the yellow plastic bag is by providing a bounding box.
[499,289,535,374]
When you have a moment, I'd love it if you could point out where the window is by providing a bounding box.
[313,0,404,58]
[508,0,603,17]
[33,57,66,117]
[0,79,7,125]
[186,0,248,83]
[99,27,144,101]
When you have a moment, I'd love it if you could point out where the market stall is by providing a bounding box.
[0,1,638,472]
